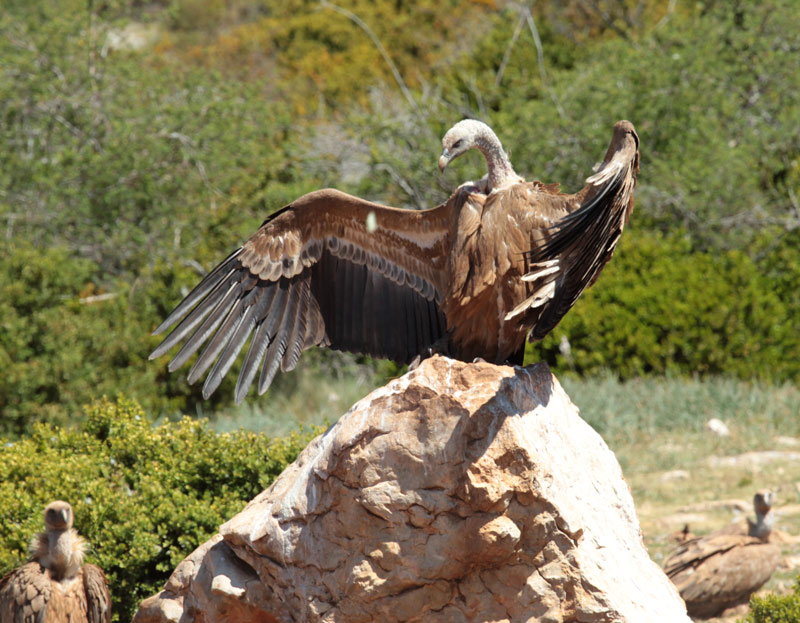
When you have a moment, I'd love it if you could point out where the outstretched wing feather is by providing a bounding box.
[187,276,257,386]
[524,128,637,341]
[258,284,296,394]
[166,280,240,372]
[150,189,455,400]
[152,249,243,336]
[149,268,238,360]
[235,316,272,405]
[281,281,309,373]
[202,288,264,399]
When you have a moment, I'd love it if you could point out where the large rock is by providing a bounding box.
[134,357,690,623]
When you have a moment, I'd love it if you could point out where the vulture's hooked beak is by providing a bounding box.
[438,149,452,172]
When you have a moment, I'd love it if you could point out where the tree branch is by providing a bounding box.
[319,0,419,114]
[521,4,566,118]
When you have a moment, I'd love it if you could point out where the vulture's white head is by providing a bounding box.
[439,119,522,191]
[35,500,85,580]
[439,119,494,172]
[748,489,776,540]
[44,500,74,532]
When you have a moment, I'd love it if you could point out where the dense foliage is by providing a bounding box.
[744,580,800,623]
[1,2,799,616]
[0,397,317,621]
[529,231,800,381]
[1,0,798,437]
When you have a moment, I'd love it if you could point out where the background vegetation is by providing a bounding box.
[1,0,798,436]
[0,397,317,617]
[1,0,798,619]
[746,581,800,623]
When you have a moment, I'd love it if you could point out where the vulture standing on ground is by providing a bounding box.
[0,501,111,623]
[150,119,639,403]
[664,490,782,619]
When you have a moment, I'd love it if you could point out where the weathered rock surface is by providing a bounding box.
[134,357,690,623]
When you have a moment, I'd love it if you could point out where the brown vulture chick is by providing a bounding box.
[150,119,639,403]
[0,501,110,623]
[664,490,781,619]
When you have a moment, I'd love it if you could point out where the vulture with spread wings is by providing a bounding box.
[150,120,639,403]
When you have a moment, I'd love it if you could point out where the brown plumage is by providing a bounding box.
[664,491,782,619]
[150,120,639,403]
[0,501,111,623]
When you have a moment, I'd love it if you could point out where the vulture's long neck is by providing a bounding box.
[748,508,775,540]
[32,528,85,581]
[474,127,521,191]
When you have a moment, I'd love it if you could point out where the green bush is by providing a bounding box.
[0,397,318,622]
[0,244,199,437]
[1,0,798,436]
[744,579,800,622]
[484,0,800,252]
[528,231,800,381]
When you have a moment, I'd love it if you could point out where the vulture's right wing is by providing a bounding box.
[665,534,780,606]
[663,534,735,578]
[0,562,52,623]
[150,188,457,403]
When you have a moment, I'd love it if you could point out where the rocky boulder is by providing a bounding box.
[134,356,690,622]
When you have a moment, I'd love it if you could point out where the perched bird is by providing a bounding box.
[150,120,639,403]
[664,491,781,619]
[0,501,111,623]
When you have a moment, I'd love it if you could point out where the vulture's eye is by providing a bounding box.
[452,140,463,150]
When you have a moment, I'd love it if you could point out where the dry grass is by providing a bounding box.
[562,373,800,621]
[204,351,384,436]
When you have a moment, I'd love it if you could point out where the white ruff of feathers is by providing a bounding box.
[30,527,87,581]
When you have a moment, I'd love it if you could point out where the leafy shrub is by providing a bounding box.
[0,244,197,437]
[744,579,800,623]
[0,3,308,277]
[484,0,800,252]
[163,0,496,113]
[0,397,318,621]
[528,231,800,381]
[2,0,799,437]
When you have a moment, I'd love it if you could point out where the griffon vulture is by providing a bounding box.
[150,120,639,403]
[663,491,781,619]
[0,501,111,623]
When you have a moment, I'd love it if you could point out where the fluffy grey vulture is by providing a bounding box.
[0,501,111,623]
[663,490,782,619]
[150,119,639,402]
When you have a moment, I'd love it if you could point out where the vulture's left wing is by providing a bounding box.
[150,188,456,403]
[522,120,639,340]
[83,564,111,623]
